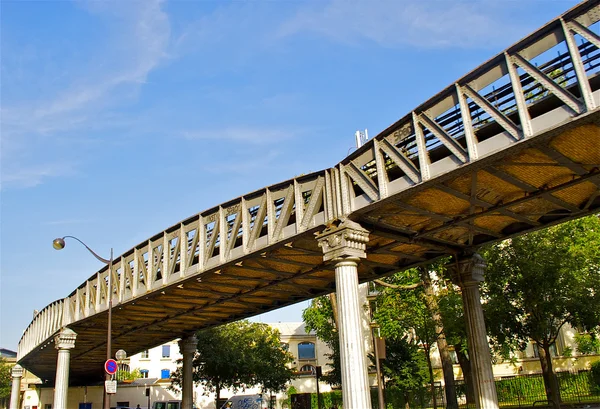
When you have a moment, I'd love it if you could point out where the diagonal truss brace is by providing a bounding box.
[417,112,468,163]
[510,53,584,115]
[378,138,421,184]
[300,176,325,231]
[567,18,600,49]
[561,18,597,111]
[272,185,295,241]
[504,54,533,137]
[455,83,480,159]
[460,84,522,141]
[344,161,380,201]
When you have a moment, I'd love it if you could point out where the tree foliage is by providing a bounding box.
[171,321,294,406]
[0,359,11,400]
[373,268,442,407]
[302,296,341,387]
[481,215,600,407]
[575,332,600,355]
[375,335,428,391]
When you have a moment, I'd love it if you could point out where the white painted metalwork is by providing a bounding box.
[17,1,600,362]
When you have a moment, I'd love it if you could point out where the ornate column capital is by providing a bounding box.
[54,327,77,350]
[447,253,487,288]
[11,364,23,378]
[317,219,369,262]
[179,334,198,356]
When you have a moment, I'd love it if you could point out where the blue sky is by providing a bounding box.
[0,0,579,351]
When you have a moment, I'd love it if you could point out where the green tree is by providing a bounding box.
[117,368,142,381]
[302,296,341,387]
[171,321,294,407]
[436,281,475,405]
[373,269,441,409]
[374,335,428,407]
[0,358,11,402]
[249,324,295,394]
[482,215,600,409]
[574,332,600,355]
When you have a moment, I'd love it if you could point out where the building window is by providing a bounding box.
[300,364,315,374]
[161,369,171,379]
[141,350,149,359]
[140,369,149,379]
[533,343,558,358]
[298,342,315,359]
[162,345,170,358]
[449,350,458,365]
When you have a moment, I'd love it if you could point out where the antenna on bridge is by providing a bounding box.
[355,129,369,148]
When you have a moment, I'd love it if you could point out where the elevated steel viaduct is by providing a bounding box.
[11,2,600,409]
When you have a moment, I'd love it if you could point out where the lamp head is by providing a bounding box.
[115,349,127,361]
[52,238,66,250]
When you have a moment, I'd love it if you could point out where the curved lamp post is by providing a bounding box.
[53,236,113,409]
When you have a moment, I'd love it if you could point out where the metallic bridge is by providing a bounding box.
[18,0,600,385]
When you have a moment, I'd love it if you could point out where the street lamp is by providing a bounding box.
[115,349,127,381]
[53,236,113,409]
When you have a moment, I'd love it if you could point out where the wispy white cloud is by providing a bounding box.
[181,127,293,144]
[278,0,527,49]
[0,163,77,190]
[1,0,171,189]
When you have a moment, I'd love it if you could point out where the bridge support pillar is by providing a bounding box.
[53,327,77,409]
[179,334,198,409]
[318,219,372,409]
[448,254,498,409]
[9,364,23,409]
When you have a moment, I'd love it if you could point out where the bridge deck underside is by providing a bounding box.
[21,115,600,385]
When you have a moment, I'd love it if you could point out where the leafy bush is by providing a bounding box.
[591,361,600,392]
[576,333,600,355]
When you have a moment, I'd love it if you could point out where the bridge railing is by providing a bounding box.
[17,1,600,361]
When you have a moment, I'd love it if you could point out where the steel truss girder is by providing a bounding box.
[18,1,600,380]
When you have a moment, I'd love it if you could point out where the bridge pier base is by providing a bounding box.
[179,334,198,409]
[53,328,77,409]
[318,220,372,409]
[449,254,499,409]
[9,364,23,409]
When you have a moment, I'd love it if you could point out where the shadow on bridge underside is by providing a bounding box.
[18,0,600,385]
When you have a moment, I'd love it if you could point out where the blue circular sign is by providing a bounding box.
[105,359,118,375]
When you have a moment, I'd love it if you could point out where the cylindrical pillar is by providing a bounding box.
[449,254,498,409]
[9,364,23,409]
[179,334,198,409]
[334,258,371,409]
[53,328,77,409]
[317,219,372,409]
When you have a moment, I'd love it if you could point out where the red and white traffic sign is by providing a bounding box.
[105,359,118,375]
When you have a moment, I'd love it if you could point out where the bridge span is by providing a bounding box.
[14,1,600,408]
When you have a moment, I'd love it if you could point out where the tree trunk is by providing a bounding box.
[424,347,438,409]
[404,391,411,409]
[420,267,458,409]
[538,342,561,409]
[455,344,475,405]
[329,293,339,330]
[215,381,221,409]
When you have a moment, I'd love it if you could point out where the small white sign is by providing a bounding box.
[105,380,117,394]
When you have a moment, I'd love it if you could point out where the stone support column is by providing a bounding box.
[317,220,372,409]
[9,364,23,409]
[179,334,198,409]
[53,328,77,409]
[448,254,498,409]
